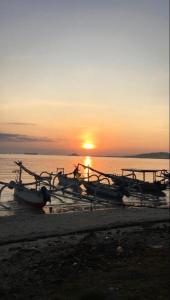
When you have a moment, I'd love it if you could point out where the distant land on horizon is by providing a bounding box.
[0,151,169,159]
[114,152,170,159]
[69,152,170,159]
[24,152,38,155]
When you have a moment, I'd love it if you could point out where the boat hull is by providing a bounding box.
[112,176,167,194]
[83,181,124,201]
[14,186,49,208]
[136,182,167,193]
[57,173,82,193]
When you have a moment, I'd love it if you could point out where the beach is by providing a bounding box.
[1,0,169,297]
[0,207,169,299]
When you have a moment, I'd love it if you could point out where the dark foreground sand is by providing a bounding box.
[0,207,169,299]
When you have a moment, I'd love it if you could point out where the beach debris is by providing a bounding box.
[116,245,124,256]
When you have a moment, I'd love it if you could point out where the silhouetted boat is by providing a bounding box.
[14,184,50,208]
[82,180,128,201]
[74,164,129,201]
[11,161,51,208]
[111,168,167,194]
[56,171,82,193]
[77,164,167,195]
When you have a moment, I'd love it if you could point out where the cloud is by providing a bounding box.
[0,133,53,143]
[6,122,37,126]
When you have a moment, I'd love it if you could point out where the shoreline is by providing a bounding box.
[0,207,169,245]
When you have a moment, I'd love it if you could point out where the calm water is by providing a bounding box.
[0,154,169,216]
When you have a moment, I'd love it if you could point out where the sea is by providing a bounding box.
[0,154,169,217]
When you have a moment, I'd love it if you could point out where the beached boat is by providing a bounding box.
[77,164,167,195]
[75,164,129,201]
[0,178,51,209]
[56,171,82,193]
[14,184,51,208]
[111,168,167,194]
[11,161,51,208]
[82,180,128,201]
[54,167,124,202]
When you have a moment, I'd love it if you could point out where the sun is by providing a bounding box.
[83,143,95,150]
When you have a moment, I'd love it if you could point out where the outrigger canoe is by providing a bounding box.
[111,168,167,194]
[77,164,168,195]
[56,171,82,193]
[14,184,50,209]
[82,180,129,201]
[10,161,51,208]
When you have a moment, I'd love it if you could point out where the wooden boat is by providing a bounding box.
[56,171,82,193]
[11,161,51,208]
[76,164,129,201]
[111,169,167,194]
[82,180,128,201]
[14,184,51,208]
[77,164,167,195]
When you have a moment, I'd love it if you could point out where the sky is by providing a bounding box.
[0,0,169,155]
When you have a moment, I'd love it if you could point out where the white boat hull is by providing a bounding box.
[14,186,49,208]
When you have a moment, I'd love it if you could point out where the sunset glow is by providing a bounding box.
[83,143,95,150]
[0,1,169,156]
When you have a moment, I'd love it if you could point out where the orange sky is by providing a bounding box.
[0,0,169,155]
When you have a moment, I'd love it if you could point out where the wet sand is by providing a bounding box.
[0,207,169,299]
[0,207,169,244]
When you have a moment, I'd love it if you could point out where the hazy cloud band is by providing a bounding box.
[0,133,53,143]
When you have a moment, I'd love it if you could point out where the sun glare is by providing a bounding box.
[83,143,95,150]
[84,156,92,166]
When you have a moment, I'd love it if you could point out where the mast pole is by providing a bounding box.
[19,162,22,185]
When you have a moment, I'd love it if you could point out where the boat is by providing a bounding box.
[82,180,129,201]
[14,184,51,208]
[77,164,167,195]
[111,168,167,194]
[56,171,82,193]
[10,161,51,208]
[76,164,129,201]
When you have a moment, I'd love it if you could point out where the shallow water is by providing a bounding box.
[0,154,169,216]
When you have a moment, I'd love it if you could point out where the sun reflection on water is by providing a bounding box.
[84,156,92,167]
[82,156,92,178]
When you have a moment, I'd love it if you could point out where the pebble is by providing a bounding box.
[116,245,124,256]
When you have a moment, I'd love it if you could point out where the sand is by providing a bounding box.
[0,207,169,245]
[0,207,169,299]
